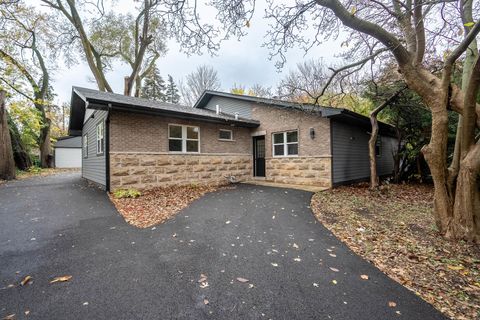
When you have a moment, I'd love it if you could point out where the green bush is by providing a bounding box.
[113,189,142,199]
[27,166,43,174]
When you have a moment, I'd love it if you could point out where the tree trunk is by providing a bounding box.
[450,142,480,241]
[0,90,16,180]
[39,118,52,168]
[368,89,404,189]
[7,112,32,170]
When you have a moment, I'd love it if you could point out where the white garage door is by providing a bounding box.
[55,148,82,168]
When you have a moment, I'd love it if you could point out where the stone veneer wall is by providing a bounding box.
[110,153,252,190]
[265,156,332,188]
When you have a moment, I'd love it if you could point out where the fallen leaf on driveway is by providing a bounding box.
[313,283,319,287]
[388,301,397,307]
[50,275,72,283]
[24,311,29,316]
[236,277,249,283]
[199,282,209,289]
[329,267,339,272]
[293,243,299,249]
[294,257,302,262]
[271,263,278,267]
[2,314,15,320]
[360,275,369,280]
[20,276,32,286]
[329,253,337,258]
[225,221,231,224]
[203,299,209,305]
[332,280,337,285]
[198,274,208,283]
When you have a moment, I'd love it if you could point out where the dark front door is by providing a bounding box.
[253,136,265,177]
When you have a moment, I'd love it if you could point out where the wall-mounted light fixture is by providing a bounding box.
[309,127,315,139]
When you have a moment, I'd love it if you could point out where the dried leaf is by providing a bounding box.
[236,277,249,283]
[199,282,209,289]
[313,283,319,287]
[203,299,209,305]
[360,274,369,280]
[24,311,30,316]
[329,267,339,272]
[447,265,464,271]
[50,275,72,283]
[20,276,32,286]
[2,314,15,320]
[294,257,302,262]
[388,301,397,308]
[271,263,278,267]
[329,253,337,258]
[293,243,299,249]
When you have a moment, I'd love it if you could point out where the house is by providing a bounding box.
[68,87,397,191]
[53,136,82,168]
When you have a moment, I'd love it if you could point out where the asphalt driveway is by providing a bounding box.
[0,173,447,319]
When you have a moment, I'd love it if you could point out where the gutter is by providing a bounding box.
[105,103,111,192]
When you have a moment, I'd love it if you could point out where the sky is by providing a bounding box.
[48,1,344,104]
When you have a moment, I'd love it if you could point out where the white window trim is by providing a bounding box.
[96,121,105,155]
[272,130,299,157]
[168,124,200,153]
[83,134,88,158]
[218,129,234,141]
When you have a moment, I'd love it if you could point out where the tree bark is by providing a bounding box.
[39,118,52,168]
[0,91,16,180]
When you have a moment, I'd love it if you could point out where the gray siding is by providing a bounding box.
[82,110,108,187]
[204,96,252,118]
[331,120,396,185]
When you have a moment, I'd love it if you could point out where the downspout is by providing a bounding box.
[105,103,111,192]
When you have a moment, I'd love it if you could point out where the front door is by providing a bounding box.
[253,136,265,177]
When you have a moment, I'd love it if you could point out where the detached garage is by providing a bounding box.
[54,136,82,168]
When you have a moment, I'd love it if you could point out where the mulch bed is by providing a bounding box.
[311,183,479,320]
[109,184,221,228]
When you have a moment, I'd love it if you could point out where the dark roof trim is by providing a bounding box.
[195,90,397,137]
[88,99,260,127]
[68,87,260,136]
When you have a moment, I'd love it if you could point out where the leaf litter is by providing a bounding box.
[311,183,480,320]
[109,185,219,228]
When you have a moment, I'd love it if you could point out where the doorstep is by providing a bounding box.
[243,180,329,193]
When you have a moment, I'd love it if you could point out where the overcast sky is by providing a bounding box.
[49,1,344,104]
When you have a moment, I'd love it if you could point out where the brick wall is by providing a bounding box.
[249,104,332,187]
[250,104,331,158]
[110,153,252,190]
[109,111,251,154]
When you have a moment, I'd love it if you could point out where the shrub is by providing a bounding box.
[113,189,142,199]
[27,166,42,174]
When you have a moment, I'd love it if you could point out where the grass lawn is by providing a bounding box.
[311,183,479,320]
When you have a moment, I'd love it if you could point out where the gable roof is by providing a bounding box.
[194,90,397,137]
[53,136,81,148]
[69,87,260,135]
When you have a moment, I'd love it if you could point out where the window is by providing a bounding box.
[273,130,298,157]
[219,129,233,141]
[83,134,88,158]
[96,122,104,155]
[168,124,200,153]
[375,137,382,157]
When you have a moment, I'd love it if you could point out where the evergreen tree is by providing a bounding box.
[165,75,180,104]
[141,67,166,101]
